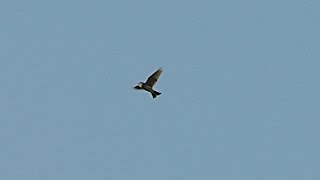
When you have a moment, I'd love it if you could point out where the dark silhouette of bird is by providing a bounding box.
[134,67,163,98]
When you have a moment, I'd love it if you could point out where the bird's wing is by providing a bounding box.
[145,68,163,87]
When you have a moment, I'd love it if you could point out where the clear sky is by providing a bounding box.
[1,0,319,179]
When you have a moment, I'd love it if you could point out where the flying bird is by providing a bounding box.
[134,67,163,98]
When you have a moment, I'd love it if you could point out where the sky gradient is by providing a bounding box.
[1,0,320,179]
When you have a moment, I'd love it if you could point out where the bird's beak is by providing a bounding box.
[134,85,142,89]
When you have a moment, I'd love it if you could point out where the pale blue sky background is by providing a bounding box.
[1,0,319,179]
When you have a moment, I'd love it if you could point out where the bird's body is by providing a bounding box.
[134,68,163,98]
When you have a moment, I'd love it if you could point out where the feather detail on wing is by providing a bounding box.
[145,68,163,87]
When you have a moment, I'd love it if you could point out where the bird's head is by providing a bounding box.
[133,82,144,89]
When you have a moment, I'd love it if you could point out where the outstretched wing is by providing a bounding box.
[145,68,163,87]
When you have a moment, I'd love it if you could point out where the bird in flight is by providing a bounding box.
[134,67,163,98]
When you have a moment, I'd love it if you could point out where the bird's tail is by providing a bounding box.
[151,91,161,98]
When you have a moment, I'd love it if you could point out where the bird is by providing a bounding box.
[134,67,163,98]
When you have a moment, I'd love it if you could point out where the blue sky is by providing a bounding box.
[1,0,319,179]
